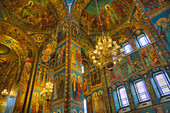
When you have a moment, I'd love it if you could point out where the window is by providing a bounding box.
[84,99,87,113]
[137,34,150,47]
[123,42,133,55]
[154,72,170,96]
[82,65,84,74]
[133,29,150,49]
[117,87,129,107]
[135,80,150,102]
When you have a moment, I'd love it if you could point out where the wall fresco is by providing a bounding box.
[71,22,80,43]
[86,95,93,113]
[139,0,167,12]
[71,42,82,68]
[83,74,91,96]
[83,76,88,95]
[35,65,48,86]
[152,43,166,63]
[71,69,83,102]
[151,8,170,50]
[40,41,57,65]
[70,41,84,112]
[51,107,64,113]
[53,69,65,100]
[119,59,128,79]
[57,24,67,44]
[30,89,44,113]
[71,108,83,113]
[92,89,106,113]
[90,67,101,86]
[139,45,161,69]
[55,42,66,67]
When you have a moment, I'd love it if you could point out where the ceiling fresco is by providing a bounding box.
[0,35,27,60]
[0,44,18,77]
[80,0,134,33]
[0,21,36,58]
[0,0,140,63]
[0,44,10,55]
[72,0,91,18]
[0,0,66,32]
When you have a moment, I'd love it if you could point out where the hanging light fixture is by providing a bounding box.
[40,56,54,101]
[40,81,53,101]
[90,36,125,67]
[89,1,125,67]
[1,88,8,97]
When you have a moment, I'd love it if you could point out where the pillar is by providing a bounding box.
[108,87,116,113]
[100,67,112,113]
[143,74,159,104]
[51,16,84,113]
[124,81,136,110]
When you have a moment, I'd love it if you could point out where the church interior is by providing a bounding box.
[0,0,170,113]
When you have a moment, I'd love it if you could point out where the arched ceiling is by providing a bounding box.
[0,0,66,32]
[0,21,37,58]
[0,0,136,33]
[0,0,139,63]
[79,0,135,34]
[0,43,18,77]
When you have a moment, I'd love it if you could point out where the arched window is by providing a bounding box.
[133,29,150,49]
[122,42,133,55]
[154,72,170,96]
[137,34,150,47]
[134,80,150,102]
[117,86,129,107]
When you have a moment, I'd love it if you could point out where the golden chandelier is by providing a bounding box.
[40,81,53,101]
[90,36,125,67]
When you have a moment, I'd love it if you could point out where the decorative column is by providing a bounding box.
[100,67,111,113]
[51,15,84,113]
[108,87,116,113]
[68,19,84,113]
[124,81,136,110]
[143,74,159,104]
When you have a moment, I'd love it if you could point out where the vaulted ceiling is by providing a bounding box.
[0,0,137,63]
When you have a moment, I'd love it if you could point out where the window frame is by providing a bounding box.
[122,42,133,55]
[153,71,170,96]
[134,79,150,102]
[117,86,130,108]
[137,34,150,48]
